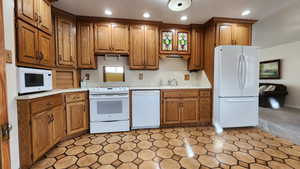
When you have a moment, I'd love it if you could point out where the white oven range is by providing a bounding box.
[89,87,129,133]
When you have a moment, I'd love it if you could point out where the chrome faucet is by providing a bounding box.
[168,78,178,86]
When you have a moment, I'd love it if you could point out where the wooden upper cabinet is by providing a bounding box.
[181,98,199,124]
[111,23,129,53]
[37,0,52,34]
[55,15,76,67]
[17,0,38,26]
[31,110,52,161]
[160,28,191,55]
[217,23,234,45]
[129,24,159,70]
[52,105,66,144]
[94,22,129,54]
[94,22,111,52]
[145,25,159,69]
[66,101,88,135]
[234,24,252,45]
[17,20,39,65]
[188,27,204,71]
[216,23,252,46]
[129,24,145,69]
[77,22,96,69]
[16,0,52,34]
[38,31,53,66]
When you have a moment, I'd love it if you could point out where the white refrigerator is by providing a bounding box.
[213,46,259,128]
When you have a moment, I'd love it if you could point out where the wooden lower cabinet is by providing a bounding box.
[17,91,88,169]
[65,92,88,135]
[161,89,211,126]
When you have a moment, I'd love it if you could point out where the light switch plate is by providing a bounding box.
[139,73,143,80]
[184,74,190,80]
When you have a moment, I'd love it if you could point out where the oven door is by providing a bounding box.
[89,94,129,122]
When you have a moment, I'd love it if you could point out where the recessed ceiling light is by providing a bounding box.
[180,16,188,21]
[241,10,251,16]
[143,12,150,18]
[105,9,112,16]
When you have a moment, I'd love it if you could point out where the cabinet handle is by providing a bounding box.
[40,52,44,60]
[51,114,54,122]
[46,102,53,106]
[34,13,39,22]
[48,114,52,123]
[39,16,42,24]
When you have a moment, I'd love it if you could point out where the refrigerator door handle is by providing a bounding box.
[242,55,248,89]
[237,55,243,89]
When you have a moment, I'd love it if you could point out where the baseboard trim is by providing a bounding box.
[285,104,300,109]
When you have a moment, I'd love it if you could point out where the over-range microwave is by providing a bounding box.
[17,67,53,94]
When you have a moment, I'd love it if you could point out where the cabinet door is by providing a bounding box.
[216,23,234,46]
[52,105,66,144]
[77,22,96,69]
[181,98,199,123]
[129,25,145,69]
[162,98,181,125]
[16,0,38,26]
[145,25,159,69]
[38,31,53,66]
[111,23,129,54]
[66,101,88,135]
[56,16,76,67]
[234,24,252,46]
[199,97,211,124]
[94,23,112,53]
[160,28,176,54]
[17,20,39,65]
[188,28,204,70]
[31,111,52,161]
[176,29,191,55]
[37,0,52,34]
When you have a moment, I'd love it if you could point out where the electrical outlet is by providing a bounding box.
[85,73,90,80]
[139,73,143,80]
[184,74,190,80]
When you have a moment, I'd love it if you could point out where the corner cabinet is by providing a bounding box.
[77,21,96,69]
[129,24,159,70]
[94,22,129,54]
[188,27,204,71]
[16,0,52,35]
[17,20,54,67]
[160,28,191,55]
[216,23,252,46]
[54,13,77,68]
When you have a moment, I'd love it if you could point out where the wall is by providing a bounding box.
[81,57,211,88]
[3,0,20,169]
[253,1,300,109]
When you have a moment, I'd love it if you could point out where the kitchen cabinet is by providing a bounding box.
[160,28,191,55]
[203,17,256,83]
[199,90,212,124]
[17,20,54,67]
[94,22,129,54]
[65,92,88,135]
[77,22,96,69]
[188,27,204,71]
[161,90,199,126]
[54,14,77,68]
[216,23,252,46]
[129,24,159,70]
[52,105,66,144]
[16,0,52,35]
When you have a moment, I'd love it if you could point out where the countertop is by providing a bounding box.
[16,85,211,100]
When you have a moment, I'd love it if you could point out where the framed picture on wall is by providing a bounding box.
[260,59,281,79]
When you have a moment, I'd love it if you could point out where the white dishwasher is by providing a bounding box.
[132,90,160,129]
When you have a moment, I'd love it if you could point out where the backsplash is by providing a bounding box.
[81,56,211,88]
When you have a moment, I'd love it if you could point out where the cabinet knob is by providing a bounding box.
[39,16,42,24]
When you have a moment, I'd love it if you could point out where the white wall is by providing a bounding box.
[81,57,211,88]
[253,1,300,109]
[3,0,20,169]
[258,41,300,109]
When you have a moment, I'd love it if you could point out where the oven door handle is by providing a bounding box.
[89,95,129,99]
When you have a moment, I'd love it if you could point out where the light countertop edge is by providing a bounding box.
[16,86,211,100]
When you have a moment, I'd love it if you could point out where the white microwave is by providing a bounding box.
[17,67,53,94]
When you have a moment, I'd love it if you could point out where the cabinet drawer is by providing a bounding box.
[162,90,199,98]
[31,95,63,114]
[199,90,211,97]
[65,92,86,103]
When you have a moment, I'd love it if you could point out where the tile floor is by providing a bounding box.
[31,127,300,169]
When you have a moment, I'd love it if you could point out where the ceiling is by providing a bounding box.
[54,0,298,24]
